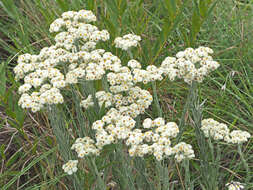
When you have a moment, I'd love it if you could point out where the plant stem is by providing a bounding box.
[238,144,250,184]
[152,81,163,117]
[176,82,197,143]
[183,159,191,190]
[127,50,134,59]
[91,157,107,190]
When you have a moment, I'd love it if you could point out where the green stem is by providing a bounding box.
[91,157,107,190]
[155,161,162,190]
[238,144,250,184]
[183,159,191,190]
[208,139,219,189]
[47,105,70,161]
[176,82,197,143]
[127,50,134,59]
[152,81,163,117]
[207,137,214,161]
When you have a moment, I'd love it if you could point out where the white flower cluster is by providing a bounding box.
[114,34,141,50]
[225,130,251,144]
[80,95,94,109]
[79,58,154,118]
[50,10,96,33]
[226,181,244,190]
[161,47,220,83]
[173,142,195,162]
[71,109,134,157]
[128,118,194,162]
[14,10,111,112]
[71,137,99,158]
[72,116,194,162]
[62,160,78,175]
[95,91,113,108]
[81,87,152,118]
[132,63,164,84]
[201,118,251,144]
[50,10,110,51]
[80,91,113,109]
[78,57,164,116]
[65,50,121,83]
[18,87,64,112]
[106,64,161,94]
[201,118,230,140]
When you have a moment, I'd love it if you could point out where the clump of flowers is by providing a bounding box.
[225,130,251,144]
[226,181,244,190]
[14,9,110,112]
[62,160,78,175]
[127,118,195,162]
[70,115,194,162]
[80,94,94,109]
[201,118,251,144]
[160,47,220,84]
[71,137,100,158]
[173,142,195,162]
[201,118,230,140]
[114,34,141,50]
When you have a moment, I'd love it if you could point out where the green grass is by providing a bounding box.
[0,0,252,189]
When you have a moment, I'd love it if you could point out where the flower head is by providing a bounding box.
[226,181,244,190]
[114,34,141,50]
[62,160,78,175]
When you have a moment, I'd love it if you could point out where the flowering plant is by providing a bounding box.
[14,9,251,190]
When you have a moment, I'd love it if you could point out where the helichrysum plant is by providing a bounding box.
[14,9,251,190]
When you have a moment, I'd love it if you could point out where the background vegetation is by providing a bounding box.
[0,0,252,189]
